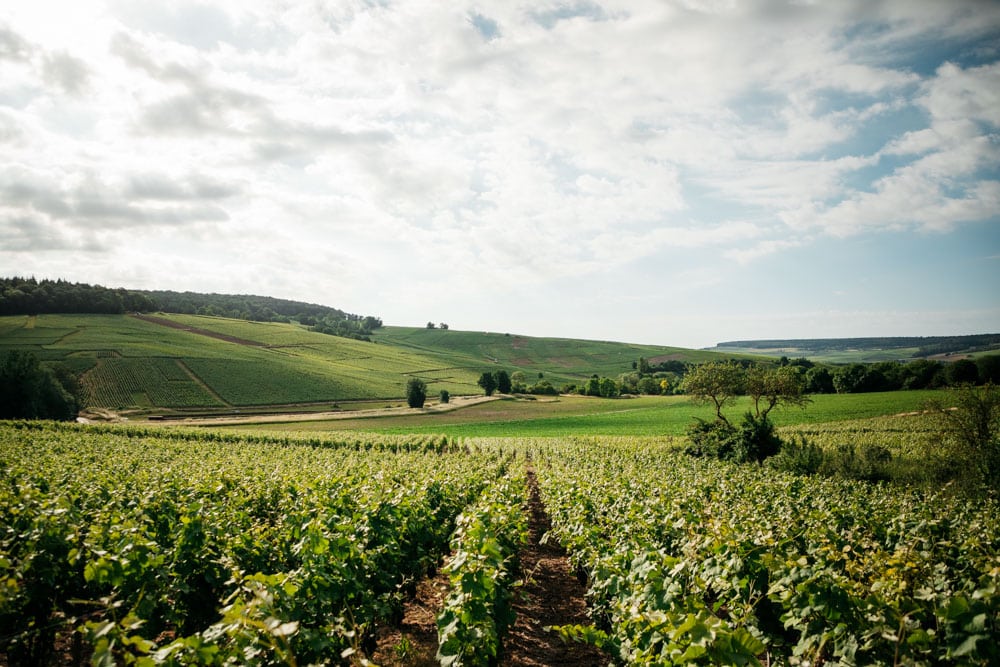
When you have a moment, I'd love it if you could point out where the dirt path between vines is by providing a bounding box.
[370,464,604,666]
[501,467,605,666]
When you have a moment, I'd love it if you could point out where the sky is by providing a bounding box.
[1,0,999,349]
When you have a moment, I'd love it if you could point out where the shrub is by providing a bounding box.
[732,412,782,462]
[686,413,782,464]
[684,418,737,460]
[439,390,450,404]
[925,383,1000,487]
[823,443,893,482]
[406,378,427,408]
[769,434,825,475]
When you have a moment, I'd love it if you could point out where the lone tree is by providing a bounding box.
[682,361,809,464]
[478,371,497,396]
[406,378,427,408]
[682,361,746,425]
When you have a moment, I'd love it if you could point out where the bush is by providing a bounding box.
[0,350,78,420]
[686,413,782,464]
[769,435,825,475]
[529,380,558,396]
[439,390,450,404]
[406,378,427,408]
[925,383,1000,488]
[685,418,738,460]
[823,443,893,482]
[733,413,781,462]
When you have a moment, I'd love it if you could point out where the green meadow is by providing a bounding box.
[220,390,946,438]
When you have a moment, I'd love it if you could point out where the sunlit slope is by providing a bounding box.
[0,314,483,410]
[371,326,729,384]
[0,315,738,411]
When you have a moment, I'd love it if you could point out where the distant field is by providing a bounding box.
[220,390,947,438]
[714,345,924,363]
[712,334,1000,363]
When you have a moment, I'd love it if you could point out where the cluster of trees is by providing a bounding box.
[825,357,999,393]
[305,315,383,341]
[0,277,383,342]
[0,351,82,421]
[477,370,511,396]
[622,354,1000,398]
[1,277,156,315]
[426,322,449,329]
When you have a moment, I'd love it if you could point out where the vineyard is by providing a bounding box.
[1,422,997,665]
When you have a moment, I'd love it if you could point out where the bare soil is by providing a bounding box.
[501,469,605,667]
[369,572,449,666]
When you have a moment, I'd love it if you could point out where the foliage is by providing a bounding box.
[716,334,1000,359]
[528,380,558,396]
[682,361,746,424]
[478,372,498,396]
[494,370,512,394]
[0,278,384,338]
[683,363,806,463]
[406,377,427,408]
[440,389,450,404]
[599,377,620,398]
[768,434,826,475]
[537,439,1000,666]
[436,476,527,666]
[818,442,892,482]
[0,350,78,420]
[0,422,507,664]
[686,412,781,463]
[925,383,1000,487]
[0,276,155,315]
[745,366,811,419]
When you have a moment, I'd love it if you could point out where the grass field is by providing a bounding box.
[217,389,947,437]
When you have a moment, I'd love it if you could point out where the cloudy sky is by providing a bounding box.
[2,0,998,348]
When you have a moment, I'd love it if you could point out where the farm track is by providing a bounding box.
[502,466,604,667]
[131,314,266,347]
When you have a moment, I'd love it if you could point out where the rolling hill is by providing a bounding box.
[0,312,733,414]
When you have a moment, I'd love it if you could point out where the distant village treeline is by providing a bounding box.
[0,277,382,341]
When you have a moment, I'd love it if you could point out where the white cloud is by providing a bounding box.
[1,0,998,345]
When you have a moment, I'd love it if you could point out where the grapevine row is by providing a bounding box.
[0,422,512,665]
[535,437,999,666]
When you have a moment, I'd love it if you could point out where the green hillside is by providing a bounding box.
[0,314,730,414]
[372,326,727,385]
